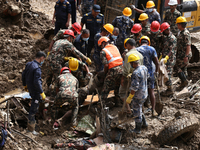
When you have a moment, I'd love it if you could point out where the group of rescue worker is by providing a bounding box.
[22,0,192,135]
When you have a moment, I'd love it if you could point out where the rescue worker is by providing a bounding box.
[79,0,96,16]
[112,7,134,55]
[175,16,192,88]
[139,13,151,36]
[137,36,159,117]
[130,24,143,47]
[81,4,104,57]
[64,57,92,87]
[126,54,148,134]
[109,27,119,45]
[93,23,114,72]
[149,21,162,56]
[52,0,71,35]
[46,29,91,89]
[164,0,181,37]
[74,29,90,56]
[159,22,177,96]
[98,37,123,105]
[48,22,82,53]
[120,38,143,113]
[53,67,79,127]
[22,51,47,134]
[132,1,161,24]
[68,0,76,24]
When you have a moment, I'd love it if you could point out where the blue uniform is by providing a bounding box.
[68,0,76,24]
[54,0,71,35]
[130,65,148,123]
[81,12,104,56]
[112,16,134,54]
[93,33,103,72]
[74,34,88,56]
[136,45,157,88]
[22,60,43,123]
[144,9,161,24]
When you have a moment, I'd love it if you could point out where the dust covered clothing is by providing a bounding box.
[130,65,148,123]
[164,9,181,36]
[175,28,192,76]
[130,34,143,47]
[148,31,162,55]
[161,32,177,86]
[136,45,157,88]
[100,50,123,101]
[46,39,88,87]
[140,22,150,36]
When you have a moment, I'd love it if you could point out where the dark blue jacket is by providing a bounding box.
[74,34,88,56]
[22,60,43,97]
[55,0,71,22]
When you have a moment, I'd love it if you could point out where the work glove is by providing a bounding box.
[87,72,93,78]
[24,85,28,92]
[64,56,73,61]
[159,54,162,62]
[154,72,159,79]
[126,93,134,104]
[40,92,46,100]
[163,55,169,64]
[86,58,92,65]
[131,5,136,9]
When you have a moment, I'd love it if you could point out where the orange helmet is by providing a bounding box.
[160,22,170,33]
[131,24,142,33]
[72,22,82,34]
[63,29,75,39]
[150,21,160,32]
[98,36,110,46]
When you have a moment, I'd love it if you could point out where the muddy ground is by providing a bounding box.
[0,0,200,149]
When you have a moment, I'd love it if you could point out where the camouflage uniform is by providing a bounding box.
[130,33,143,47]
[100,51,123,102]
[46,39,88,87]
[53,29,65,41]
[112,16,134,54]
[148,31,162,56]
[140,22,151,36]
[64,59,90,87]
[175,28,192,76]
[161,32,177,86]
[164,9,181,37]
[81,0,94,15]
[53,72,79,124]
[130,65,148,123]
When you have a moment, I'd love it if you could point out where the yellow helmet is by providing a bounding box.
[69,58,79,71]
[139,36,151,46]
[128,54,140,63]
[124,38,130,48]
[146,1,155,8]
[103,23,114,34]
[122,7,132,17]
[176,16,187,23]
[139,13,149,21]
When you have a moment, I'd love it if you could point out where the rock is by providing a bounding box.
[0,73,8,81]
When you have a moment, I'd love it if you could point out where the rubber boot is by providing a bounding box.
[178,72,188,88]
[161,86,174,96]
[142,114,148,128]
[132,122,142,134]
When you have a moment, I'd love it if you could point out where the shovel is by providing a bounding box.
[118,77,130,123]
[155,76,163,116]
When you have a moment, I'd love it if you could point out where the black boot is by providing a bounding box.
[178,72,188,88]
[133,122,142,134]
[142,114,148,128]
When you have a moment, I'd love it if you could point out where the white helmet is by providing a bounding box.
[168,0,178,5]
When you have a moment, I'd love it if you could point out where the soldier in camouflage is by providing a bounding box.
[46,30,91,88]
[164,0,181,37]
[98,37,123,104]
[138,13,151,36]
[52,67,79,127]
[175,16,192,88]
[159,22,177,96]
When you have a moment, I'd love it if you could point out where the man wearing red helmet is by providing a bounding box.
[48,22,82,53]
[159,22,177,96]
[130,23,143,47]
[46,29,91,89]
[52,67,79,127]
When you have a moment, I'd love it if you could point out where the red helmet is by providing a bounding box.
[72,22,82,34]
[150,21,160,32]
[131,24,142,33]
[60,67,71,74]
[63,29,75,39]
[160,22,170,33]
